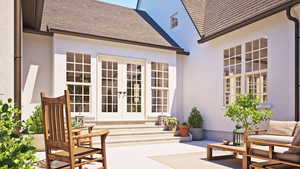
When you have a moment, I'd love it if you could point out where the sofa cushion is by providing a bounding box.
[251,148,300,163]
[289,130,300,154]
[266,120,297,136]
[248,135,294,144]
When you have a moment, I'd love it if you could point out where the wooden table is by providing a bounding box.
[207,143,245,160]
[72,124,96,147]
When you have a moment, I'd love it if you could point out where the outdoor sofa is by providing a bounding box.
[244,120,300,168]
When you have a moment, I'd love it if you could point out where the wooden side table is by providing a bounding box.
[72,124,96,147]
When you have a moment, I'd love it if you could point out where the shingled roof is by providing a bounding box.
[41,0,182,51]
[181,0,299,43]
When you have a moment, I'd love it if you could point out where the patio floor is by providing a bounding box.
[35,140,243,169]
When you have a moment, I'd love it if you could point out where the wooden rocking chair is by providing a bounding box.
[40,90,109,169]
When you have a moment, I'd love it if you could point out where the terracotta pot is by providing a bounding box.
[179,125,190,137]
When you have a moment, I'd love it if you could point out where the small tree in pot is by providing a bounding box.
[224,94,273,131]
[188,107,204,141]
[25,105,45,151]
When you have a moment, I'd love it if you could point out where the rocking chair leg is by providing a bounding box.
[79,159,83,169]
[101,136,107,169]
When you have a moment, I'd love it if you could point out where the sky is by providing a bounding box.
[98,0,138,8]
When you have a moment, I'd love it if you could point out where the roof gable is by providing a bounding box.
[182,0,294,42]
[41,0,180,49]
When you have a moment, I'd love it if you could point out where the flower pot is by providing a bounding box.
[179,125,189,137]
[190,128,204,141]
[30,134,45,151]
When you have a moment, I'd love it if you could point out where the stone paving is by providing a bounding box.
[35,140,243,169]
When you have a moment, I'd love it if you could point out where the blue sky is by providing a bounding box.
[98,0,138,8]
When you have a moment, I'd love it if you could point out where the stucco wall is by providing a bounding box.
[0,0,14,101]
[53,34,179,120]
[140,1,298,134]
[22,33,53,119]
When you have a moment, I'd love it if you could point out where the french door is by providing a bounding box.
[98,57,145,120]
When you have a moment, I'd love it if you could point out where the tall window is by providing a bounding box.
[151,62,169,113]
[223,38,268,106]
[66,52,91,113]
[170,12,178,29]
[224,45,242,105]
[245,38,268,103]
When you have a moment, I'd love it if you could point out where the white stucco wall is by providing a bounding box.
[53,34,179,121]
[22,33,53,119]
[0,0,14,101]
[140,1,299,133]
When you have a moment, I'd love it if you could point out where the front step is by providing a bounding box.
[82,122,192,147]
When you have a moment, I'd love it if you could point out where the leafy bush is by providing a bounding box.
[0,99,36,169]
[26,105,43,134]
[163,117,178,130]
[181,122,189,126]
[72,120,83,128]
[188,107,203,128]
[224,94,273,130]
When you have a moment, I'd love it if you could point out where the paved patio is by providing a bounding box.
[36,140,243,169]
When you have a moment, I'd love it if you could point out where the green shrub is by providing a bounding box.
[72,120,83,128]
[0,99,36,169]
[188,107,203,128]
[26,105,43,134]
[163,117,178,130]
[180,122,189,126]
[224,94,273,130]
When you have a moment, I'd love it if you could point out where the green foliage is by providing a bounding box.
[0,99,36,169]
[25,105,43,134]
[188,107,203,128]
[72,120,83,128]
[181,122,189,126]
[224,94,273,130]
[163,117,178,130]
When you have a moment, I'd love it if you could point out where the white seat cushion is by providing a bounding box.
[248,134,294,144]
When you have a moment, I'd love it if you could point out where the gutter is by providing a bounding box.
[198,0,300,43]
[50,28,189,55]
[14,0,22,113]
[286,7,300,121]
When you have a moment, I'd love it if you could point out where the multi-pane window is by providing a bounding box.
[151,62,169,113]
[66,52,91,113]
[101,61,118,113]
[223,38,268,105]
[245,38,268,103]
[127,64,142,113]
[223,45,242,105]
[170,12,179,29]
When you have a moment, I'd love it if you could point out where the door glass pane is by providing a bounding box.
[127,63,142,113]
[101,61,118,113]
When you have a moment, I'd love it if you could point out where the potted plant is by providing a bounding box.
[25,105,45,151]
[179,122,189,137]
[163,117,178,131]
[188,107,204,140]
[225,94,273,131]
[0,99,36,168]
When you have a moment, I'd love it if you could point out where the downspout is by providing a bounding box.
[14,0,22,114]
[286,7,300,121]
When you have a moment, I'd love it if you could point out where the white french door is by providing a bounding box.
[98,56,145,120]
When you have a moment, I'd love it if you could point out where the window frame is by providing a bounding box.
[66,52,92,114]
[151,62,169,114]
[223,38,268,106]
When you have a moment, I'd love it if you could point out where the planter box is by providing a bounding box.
[30,134,45,151]
[190,128,204,141]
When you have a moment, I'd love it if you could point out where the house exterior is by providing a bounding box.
[3,0,300,140]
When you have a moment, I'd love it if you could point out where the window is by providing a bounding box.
[223,38,268,106]
[151,62,169,113]
[170,12,178,29]
[245,38,268,103]
[224,45,242,105]
[66,52,91,113]
[101,61,118,113]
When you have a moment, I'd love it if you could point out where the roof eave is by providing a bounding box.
[49,28,187,54]
[198,0,300,44]
[22,0,45,30]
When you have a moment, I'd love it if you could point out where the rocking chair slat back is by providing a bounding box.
[41,91,74,152]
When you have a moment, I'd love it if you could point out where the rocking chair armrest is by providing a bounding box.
[74,130,109,139]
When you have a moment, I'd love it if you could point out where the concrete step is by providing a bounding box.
[106,131,175,140]
[84,124,165,133]
[85,119,157,126]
